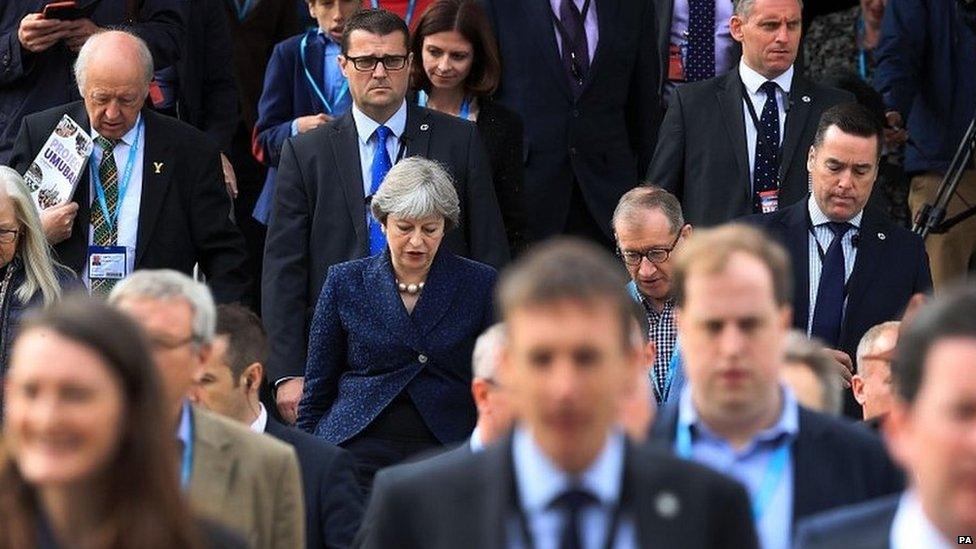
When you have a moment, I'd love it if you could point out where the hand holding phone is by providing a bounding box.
[17,12,70,53]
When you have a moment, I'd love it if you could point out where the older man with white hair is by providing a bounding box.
[10,29,248,303]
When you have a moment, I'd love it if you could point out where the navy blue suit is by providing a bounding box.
[297,249,496,445]
[794,495,900,549]
[650,402,905,527]
[265,418,364,549]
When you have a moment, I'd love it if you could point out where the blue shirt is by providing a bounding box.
[806,195,862,334]
[509,427,637,549]
[676,385,800,549]
[290,29,351,135]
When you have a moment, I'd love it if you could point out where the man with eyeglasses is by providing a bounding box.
[264,8,509,425]
[613,185,692,406]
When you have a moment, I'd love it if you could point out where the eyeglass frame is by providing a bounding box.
[616,227,685,267]
[0,228,20,245]
[342,54,409,72]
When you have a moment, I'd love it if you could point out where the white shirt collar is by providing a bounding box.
[512,425,625,514]
[891,491,954,549]
[90,113,143,148]
[249,403,268,434]
[469,426,484,452]
[738,60,794,95]
[352,100,407,146]
[807,194,864,228]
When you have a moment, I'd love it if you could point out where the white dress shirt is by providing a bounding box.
[806,195,862,333]
[890,491,953,549]
[549,0,599,63]
[352,100,408,199]
[249,402,269,433]
[739,61,793,188]
[85,114,145,287]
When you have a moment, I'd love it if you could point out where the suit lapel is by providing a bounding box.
[482,439,515,549]
[362,252,415,346]
[523,0,573,100]
[409,251,461,337]
[783,202,811,330]
[778,74,813,200]
[580,0,617,94]
[791,409,816,523]
[402,105,431,159]
[717,70,751,192]
[135,111,174,267]
[332,112,368,250]
[841,209,885,342]
[188,408,235,511]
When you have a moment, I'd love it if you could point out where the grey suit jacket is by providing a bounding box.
[794,495,899,549]
[188,407,305,549]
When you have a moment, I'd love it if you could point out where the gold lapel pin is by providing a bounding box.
[153,162,164,174]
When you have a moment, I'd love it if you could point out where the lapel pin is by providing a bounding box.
[654,491,680,519]
[153,161,164,174]
[801,95,811,103]
[878,232,886,240]
[419,123,429,131]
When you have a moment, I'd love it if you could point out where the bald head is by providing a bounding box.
[74,31,153,140]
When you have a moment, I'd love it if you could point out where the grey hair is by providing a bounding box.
[108,269,216,345]
[856,321,900,366]
[0,166,67,307]
[370,157,461,230]
[472,323,505,380]
[783,331,842,416]
[734,0,804,18]
[613,184,685,235]
[74,30,154,93]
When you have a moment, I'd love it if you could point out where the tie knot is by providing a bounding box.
[760,81,778,98]
[826,221,852,237]
[549,487,598,512]
[95,135,116,153]
[374,125,391,144]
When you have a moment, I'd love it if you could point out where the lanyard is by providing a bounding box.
[741,84,784,157]
[300,31,349,115]
[180,414,194,489]
[371,0,417,25]
[229,0,254,21]
[416,90,470,119]
[675,423,791,522]
[653,342,682,404]
[90,120,142,233]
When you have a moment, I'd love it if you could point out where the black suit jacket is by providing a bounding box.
[794,495,899,549]
[263,104,509,381]
[484,0,661,241]
[742,200,932,415]
[9,102,250,303]
[647,69,852,226]
[265,418,364,549]
[354,433,759,549]
[476,97,525,254]
[650,403,905,526]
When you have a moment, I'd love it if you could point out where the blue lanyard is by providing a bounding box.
[653,342,681,403]
[230,0,254,21]
[675,423,791,522]
[417,89,470,119]
[180,417,194,489]
[371,0,417,25]
[299,31,349,115]
[90,120,142,233]
[855,17,869,81]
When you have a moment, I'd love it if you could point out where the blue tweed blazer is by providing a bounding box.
[296,249,496,445]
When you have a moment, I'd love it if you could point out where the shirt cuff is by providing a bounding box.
[290,119,300,136]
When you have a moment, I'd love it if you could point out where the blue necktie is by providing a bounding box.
[685,0,715,82]
[550,487,597,549]
[752,81,781,213]
[811,222,853,347]
[368,125,392,255]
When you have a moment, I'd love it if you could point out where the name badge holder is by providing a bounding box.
[299,30,349,115]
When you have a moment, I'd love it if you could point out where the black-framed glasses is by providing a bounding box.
[0,228,19,244]
[617,229,684,267]
[344,54,408,72]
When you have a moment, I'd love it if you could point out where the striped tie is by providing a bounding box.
[90,135,120,295]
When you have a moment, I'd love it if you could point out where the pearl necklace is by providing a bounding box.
[396,279,425,295]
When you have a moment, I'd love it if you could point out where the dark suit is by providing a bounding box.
[355,433,759,549]
[265,418,365,549]
[794,495,899,549]
[483,0,661,242]
[263,104,508,381]
[647,69,852,226]
[297,249,496,445]
[475,97,525,254]
[650,402,905,526]
[742,200,932,414]
[9,102,250,303]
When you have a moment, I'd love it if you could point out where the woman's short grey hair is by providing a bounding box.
[370,157,461,230]
[74,30,154,92]
[0,166,66,307]
[734,0,803,18]
[783,331,842,416]
[108,269,216,345]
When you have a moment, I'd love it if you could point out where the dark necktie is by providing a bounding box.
[550,487,598,549]
[368,125,392,255]
[91,135,119,295]
[810,222,853,347]
[559,0,590,93]
[752,81,781,213]
[685,0,715,82]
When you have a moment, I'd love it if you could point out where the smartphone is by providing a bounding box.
[42,1,92,21]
